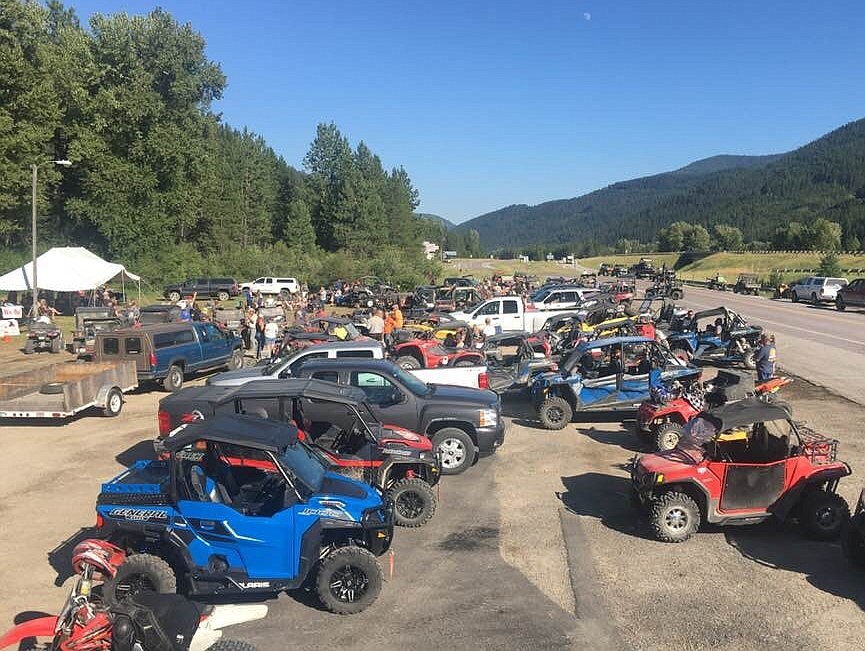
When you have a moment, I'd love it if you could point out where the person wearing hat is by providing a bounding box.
[754,333,777,382]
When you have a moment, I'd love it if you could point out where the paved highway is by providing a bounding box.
[674,284,865,404]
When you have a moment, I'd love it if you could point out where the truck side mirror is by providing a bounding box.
[390,388,406,405]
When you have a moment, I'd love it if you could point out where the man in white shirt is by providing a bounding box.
[367,309,385,341]
[482,317,496,338]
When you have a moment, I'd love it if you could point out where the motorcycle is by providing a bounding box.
[0,539,264,651]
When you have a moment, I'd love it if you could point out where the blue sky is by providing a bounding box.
[69,0,865,223]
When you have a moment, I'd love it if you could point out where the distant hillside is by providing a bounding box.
[456,118,865,249]
[416,213,456,230]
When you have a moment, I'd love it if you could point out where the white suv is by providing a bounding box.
[241,276,300,296]
[790,276,848,304]
[529,286,600,310]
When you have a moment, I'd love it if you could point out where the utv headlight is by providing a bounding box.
[479,408,498,427]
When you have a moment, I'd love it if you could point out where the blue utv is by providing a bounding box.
[95,414,393,614]
[665,306,762,369]
[530,336,701,430]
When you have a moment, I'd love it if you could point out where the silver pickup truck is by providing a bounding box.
[207,339,488,389]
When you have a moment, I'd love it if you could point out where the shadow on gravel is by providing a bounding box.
[47,527,99,586]
[725,525,865,610]
[578,421,644,452]
[558,472,652,540]
[115,439,158,467]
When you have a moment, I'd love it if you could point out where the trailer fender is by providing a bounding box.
[95,384,123,408]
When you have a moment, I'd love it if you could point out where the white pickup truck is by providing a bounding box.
[207,339,487,390]
[240,276,300,296]
[450,297,578,333]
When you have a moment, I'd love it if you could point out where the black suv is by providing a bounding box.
[163,277,239,302]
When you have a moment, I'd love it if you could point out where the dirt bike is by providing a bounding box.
[0,538,265,651]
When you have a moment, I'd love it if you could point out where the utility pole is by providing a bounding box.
[30,159,72,315]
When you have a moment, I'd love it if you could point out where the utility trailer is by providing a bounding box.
[0,361,137,419]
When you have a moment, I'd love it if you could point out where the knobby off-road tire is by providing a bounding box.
[395,355,421,370]
[650,491,700,543]
[103,553,176,605]
[162,364,184,392]
[538,396,572,430]
[842,512,865,569]
[671,290,684,300]
[432,428,474,475]
[207,641,257,651]
[799,490,849,540]
[102,387,123,417]
[316,546,382,615]
[742,349,756,370]
[388,478,437,527]
[654,422,683,451]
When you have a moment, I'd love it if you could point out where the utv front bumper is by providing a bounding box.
[362,503,394,555]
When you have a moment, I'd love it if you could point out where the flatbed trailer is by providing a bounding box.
[0,361,137,419]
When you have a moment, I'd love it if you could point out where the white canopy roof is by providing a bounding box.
[0,247,140,292]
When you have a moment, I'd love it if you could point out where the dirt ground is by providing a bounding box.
[2,338,865,649]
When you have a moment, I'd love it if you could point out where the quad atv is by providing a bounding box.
[158,378,440,527]
[637,369,792,450]
[391,320,481,369]
[666,306,762,369]
[644,278,684,301]
[631,399,851,543]
[24,320,65,354]
[97,414,393,614]
[531,336,700,430]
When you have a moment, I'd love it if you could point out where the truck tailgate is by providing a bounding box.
[411,366,487,389]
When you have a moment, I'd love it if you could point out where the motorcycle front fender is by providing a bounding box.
[0,616,58,649]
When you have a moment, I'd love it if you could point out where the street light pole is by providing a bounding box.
[30,159,71,316]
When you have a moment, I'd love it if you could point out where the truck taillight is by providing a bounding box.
[479,372,489,390]
[95,513,104,529]
[157,410,171,436]
[149,352,157,368]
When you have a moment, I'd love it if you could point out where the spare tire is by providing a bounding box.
[40,382,66,395]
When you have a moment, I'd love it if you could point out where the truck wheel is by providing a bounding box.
[453,358,476,367]
[654,422,683,451]
[837,298,846,311]
[280,289,290,299]
[395,355,421,370]
[102,387,123,417]
[432,428,474,475]
[791,291,799,303]
[163,364,184,392]
[388,478,437,527]
[316,546,382,615]
[811,292,819,305]
[40,382,66,395]
[24,339,34,354]
[104,553,176,605]
[650,491,700,543]
[168,291,181,302]
[799,490,849,540]
[217,291,230,302]
[227,349,244,370]
[842,512,865,568]
[538,396,572,430]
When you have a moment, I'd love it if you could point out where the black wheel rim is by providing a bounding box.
[330,565,369,602]
[546,406,563,424]
[115,573,157,601]
[395,490,424,520]
[815,505,841,531]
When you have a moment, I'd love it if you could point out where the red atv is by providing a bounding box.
[637,371,792,451]
[631,399,851,542]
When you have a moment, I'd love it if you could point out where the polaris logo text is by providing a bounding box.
[108,508,169,522]
[238,581,271,589]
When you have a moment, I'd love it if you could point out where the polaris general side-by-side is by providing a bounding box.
[97,414,393,614]
[631,400,851,543]
[159,379,441,527]
[531,336,700,430]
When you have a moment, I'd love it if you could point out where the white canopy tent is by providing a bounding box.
[0,247,141,301]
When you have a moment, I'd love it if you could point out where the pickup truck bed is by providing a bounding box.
[0,361,137,418]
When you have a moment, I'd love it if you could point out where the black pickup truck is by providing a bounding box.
[294,359,504,475]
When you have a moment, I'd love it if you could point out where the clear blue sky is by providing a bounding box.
[70,0,865,223]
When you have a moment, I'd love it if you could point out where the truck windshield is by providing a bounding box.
[279,442,326,493]
[390,365,430,396]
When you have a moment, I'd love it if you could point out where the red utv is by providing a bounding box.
[631,399,851,542]
[391,321,484,369]
[637,369,792,451]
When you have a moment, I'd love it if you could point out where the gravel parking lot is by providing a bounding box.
[2,338,865,649]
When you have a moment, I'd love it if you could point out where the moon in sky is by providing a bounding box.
[584,12,592,21]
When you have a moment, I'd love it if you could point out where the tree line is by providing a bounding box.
[0,1,437,289]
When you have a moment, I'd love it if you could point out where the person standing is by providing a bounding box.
[264,318,279,358]
[255,315,266,360]
[754,333,777,382]
[391,303,404,329]
[367,309,385,341]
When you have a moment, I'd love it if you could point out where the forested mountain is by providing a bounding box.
[416,213,456,231]
[0,1,435,287]
[457,119,865,251]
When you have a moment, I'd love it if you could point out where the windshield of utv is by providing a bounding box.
[280,442,327,493]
